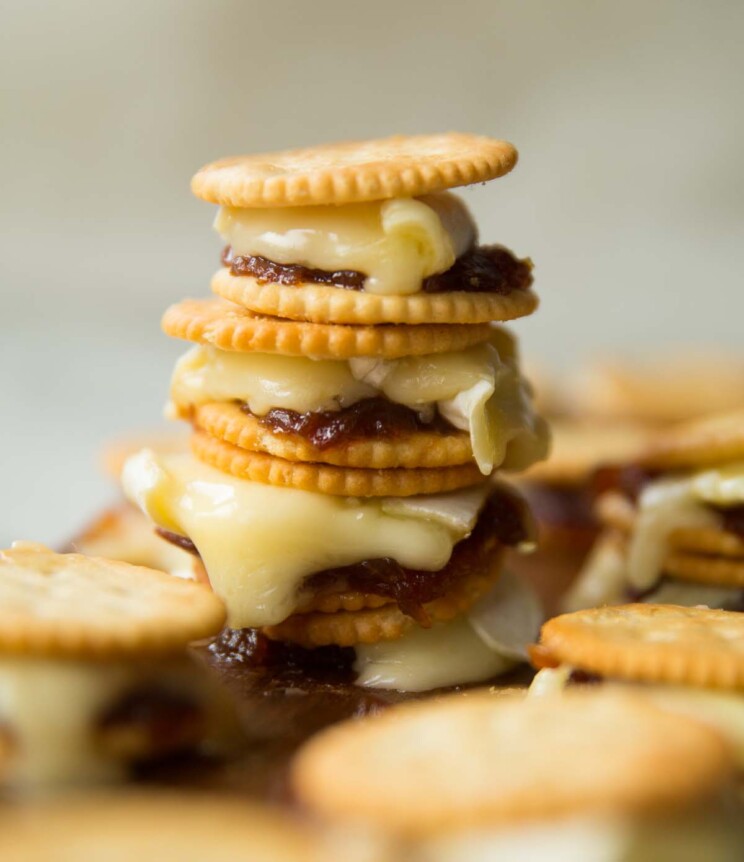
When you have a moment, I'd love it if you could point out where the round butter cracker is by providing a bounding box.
[191,133,517,207]
[668,525,744,560]
[291,689,731,836]
[191,431,484,497]
[0,543,225,659]
[637,409,744,470]
[664,551,744,588]
[212,268,538,326]
[541,604,744,689]
[192,401,473,470]
[163,297,493,359]
[264,552,503,647]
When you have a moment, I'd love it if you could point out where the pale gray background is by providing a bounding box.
[1,0,743,545]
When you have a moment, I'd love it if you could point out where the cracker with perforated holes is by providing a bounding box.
[0,543,225,658]
[264,549,503,647]
[540,604,744,688]
[291,689,732,836]
[190,401,473,470]
[211,268,538,326]
[191,431,484,497]
[162,297,493,360]
[191,133,517,207]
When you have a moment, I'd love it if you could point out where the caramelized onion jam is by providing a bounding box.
[249,397,453,451]
[222,244,533,295]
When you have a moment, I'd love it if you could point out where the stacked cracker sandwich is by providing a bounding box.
[123,134,549,691]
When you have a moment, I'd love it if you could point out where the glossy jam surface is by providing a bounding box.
[223,244,532,295]
[254,397,452,450]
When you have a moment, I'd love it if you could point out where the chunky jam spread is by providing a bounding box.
[248,397,452,450]
[421,245,532,294]
[222,246,365,290]
[304,488,528,626]
[222,244,532,295]
[96,687,205,760]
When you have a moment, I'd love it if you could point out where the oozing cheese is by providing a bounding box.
[0,658,214,790]
[215,193,477,296]
[168,332,548,476]
[122,452,488,628]
[353,616,515,692]
[0,660,136,788]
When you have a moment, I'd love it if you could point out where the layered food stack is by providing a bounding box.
[566,410,744,612]
[123,134,549,692]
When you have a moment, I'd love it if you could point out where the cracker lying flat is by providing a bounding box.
[191,431,484,497]
[292,689,731,836]
[191,133,517,207]
[664,552,744,588]
[264,551,503,648]
[162,297,493,359]
[541,604,744,688]
[211,268,538,326]
[0,792,331,862]
[637,409,744,470]
[668,525,744,559]
[0,543,225,658]
[192,401,473,470]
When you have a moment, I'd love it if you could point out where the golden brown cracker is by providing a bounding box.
[191,133,517,207]
[291,689,731,835]
[668,525,744,560]
[521,420,651,487]
[541,603,744,689]
[264,555,503,647]
[191,431,484,497]
[211,268,539,326]
[637,409,744,471]
[191,401,473,470]
[0,543,225,659]
[162,297,493,359]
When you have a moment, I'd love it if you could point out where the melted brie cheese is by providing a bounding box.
[353,616,515,692]
[215,193,477,296]
[169,333,548,476]
[0,660,142,788]
[122,452,486,628]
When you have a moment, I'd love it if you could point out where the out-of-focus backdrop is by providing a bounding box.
[1,0,743,545]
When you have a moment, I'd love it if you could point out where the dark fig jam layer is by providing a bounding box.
[222,244,532,295]
[250,397,454,451]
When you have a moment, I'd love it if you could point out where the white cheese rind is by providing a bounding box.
[122,452,482,628]
[353,616,515,692]
[214,193,477,296]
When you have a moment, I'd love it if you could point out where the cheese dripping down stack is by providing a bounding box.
[122,134,550,692]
